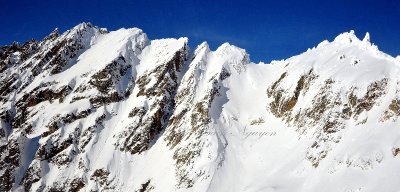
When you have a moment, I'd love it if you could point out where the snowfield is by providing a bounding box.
[1,23,400,192]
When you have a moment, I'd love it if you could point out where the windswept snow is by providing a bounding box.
[1,25,400,192]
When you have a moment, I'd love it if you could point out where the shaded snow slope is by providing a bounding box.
[1,23,400,192]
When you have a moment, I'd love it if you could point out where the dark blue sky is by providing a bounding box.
[1,0,399,62]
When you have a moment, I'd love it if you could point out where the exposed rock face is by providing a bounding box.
[114,38,189,155]
[0,23,148,191]
[0,23,103,191]
[265,32,399,169]
[163,42,249,188]
[267,68,391,167]
[1,25,400,192]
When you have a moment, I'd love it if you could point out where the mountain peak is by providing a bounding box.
[195,41,210,53]
[72,22,94,30]
[363,32,371,43]
[215,43,248,57]
[333,30,360,44]
[1,23,400,192]
[212,42,250,69]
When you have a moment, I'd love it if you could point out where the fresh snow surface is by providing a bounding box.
[1,23,400,192]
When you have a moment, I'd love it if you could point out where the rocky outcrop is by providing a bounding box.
[0,23,106,191]
[267,66,392,167]
[115,38,188,155]
[164,42,248,188]
[1,24,400,192]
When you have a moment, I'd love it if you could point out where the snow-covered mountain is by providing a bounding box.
[1,23,400,192]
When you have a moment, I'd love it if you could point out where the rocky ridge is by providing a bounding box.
[1,24,400,192]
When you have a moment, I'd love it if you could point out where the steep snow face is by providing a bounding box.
[1,25,400,192]
[0,23,187,191]
[258,32,400,192]
[163,42,250,189]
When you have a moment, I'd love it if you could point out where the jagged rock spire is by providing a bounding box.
[363,32,371,43]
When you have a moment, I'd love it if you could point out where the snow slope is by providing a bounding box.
[1,23,400,192]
